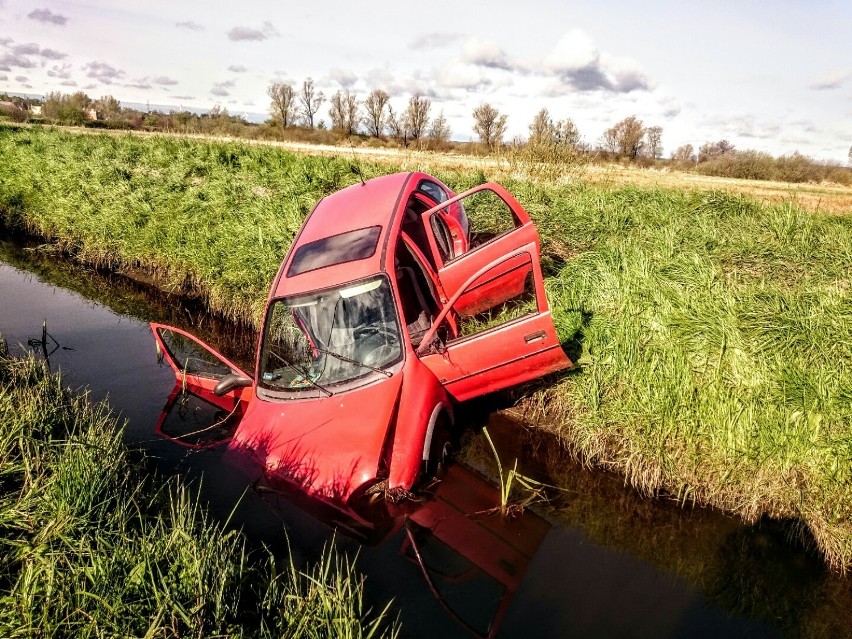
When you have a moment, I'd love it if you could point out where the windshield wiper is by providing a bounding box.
[268,351,333,397]
[313,346,393,378]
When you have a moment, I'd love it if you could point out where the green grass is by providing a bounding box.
[1,124,850,573]
[0,347,398,637]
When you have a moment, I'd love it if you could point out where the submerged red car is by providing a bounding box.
[152,171,571,504]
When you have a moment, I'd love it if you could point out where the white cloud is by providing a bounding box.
[461,38,512,71]
[329,67,357,89]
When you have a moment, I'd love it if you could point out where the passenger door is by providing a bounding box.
[150,323,253,412]
[415,246,571,403]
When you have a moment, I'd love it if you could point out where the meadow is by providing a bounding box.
[1,124,851,573]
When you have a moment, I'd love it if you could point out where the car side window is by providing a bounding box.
[455,189,521,254]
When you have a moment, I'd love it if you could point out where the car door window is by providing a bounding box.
[458,188,522,253]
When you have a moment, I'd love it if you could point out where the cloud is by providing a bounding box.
[28,8,68,25]
[0,37,11,47]
[211,86,229,96]
[0,52,36,69]
[12,43,40,56]
[84,61,125,84]
[0,74,6,81]
[47,63,73,79]
[227,21,278,41]
[15,75,28,82]
[809,72,849,90]
[39,48,67,60]
[176,20,203,31]
[153,75,178,85]
[9,43,67,60]
[329,67,357,89]
[228,65,247,72]
[462,38,512,71]
[410,32,463,50]
[543,29,650,93]
[60,79,77,87]
[172,95,196,101]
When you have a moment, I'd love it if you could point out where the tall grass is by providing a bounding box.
[0,349,398,637]
[2,124,851,572]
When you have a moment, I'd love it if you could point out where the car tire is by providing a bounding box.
[423,412,454,481]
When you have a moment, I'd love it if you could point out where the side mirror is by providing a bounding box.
[214,373,252,396]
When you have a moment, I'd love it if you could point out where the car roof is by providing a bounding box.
[271,171,415,298]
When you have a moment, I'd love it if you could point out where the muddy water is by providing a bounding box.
[2,239,849,639]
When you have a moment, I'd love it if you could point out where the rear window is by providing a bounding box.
[287,226,382,277]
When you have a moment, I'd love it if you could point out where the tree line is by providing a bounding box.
[3,87,850,185]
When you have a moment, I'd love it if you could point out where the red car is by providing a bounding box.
[152,171,571,504]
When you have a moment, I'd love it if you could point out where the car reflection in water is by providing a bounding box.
[155,382,550,639]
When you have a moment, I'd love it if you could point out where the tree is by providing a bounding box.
[299,78,324,128]
[328,90,359,135]
[42,91,91,125]
[473,103,507,151]
[602,115,645,159]
[94,95,121,119]
[403,94,430,142]
[698,139,735,163]
[386,103,406,144]
[267,82,297,128]
[363,89,390,138]
[528,108,580,149]
[427,110,451,148]
[671,144,696,163]
[645,126,663,159]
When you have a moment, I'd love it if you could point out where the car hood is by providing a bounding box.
[227,374,403,502]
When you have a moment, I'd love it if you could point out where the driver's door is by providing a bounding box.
[150,323,254,412]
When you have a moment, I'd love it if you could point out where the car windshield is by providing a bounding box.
[259,276,402,393]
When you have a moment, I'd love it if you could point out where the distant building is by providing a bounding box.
[87,108,100,121]
[0,100,22,111]
[31,105,42,115]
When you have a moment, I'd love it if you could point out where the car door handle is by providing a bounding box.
[524,330,546,343]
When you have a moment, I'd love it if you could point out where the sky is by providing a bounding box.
[1,0,851,162]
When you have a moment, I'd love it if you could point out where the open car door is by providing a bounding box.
[422,183,539,317]
[150,323,253,413]
[415,245,570,403]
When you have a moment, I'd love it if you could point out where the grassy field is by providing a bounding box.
[1,124,851,573]
[0,346,397,637]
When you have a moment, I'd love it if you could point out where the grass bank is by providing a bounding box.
[1,124,850,572]
[0,346,397,636]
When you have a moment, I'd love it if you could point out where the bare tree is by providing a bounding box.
[363,89,390,138]
[329,90,359,135]
[427,110,451,148]
[602,115,645,159]
[299,77,325,128]
[387,103,405,144]
[698,139,735,162]
[473,103,507,151]
[267,82,297,128]
[645,126,663,159]
[671,144,696,163]
[403,94,431,142]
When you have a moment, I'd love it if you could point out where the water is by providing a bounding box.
[2,239,849,639]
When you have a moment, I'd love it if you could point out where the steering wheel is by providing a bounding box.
[353,324,395,341]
